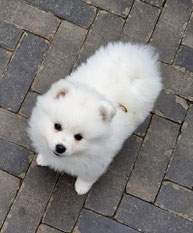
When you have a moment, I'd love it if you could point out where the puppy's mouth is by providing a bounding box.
[53,151,69,158]
[53,151,62,157]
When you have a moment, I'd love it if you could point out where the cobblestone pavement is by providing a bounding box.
[0,0,193,232]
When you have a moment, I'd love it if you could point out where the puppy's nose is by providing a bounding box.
[56,144,66,154]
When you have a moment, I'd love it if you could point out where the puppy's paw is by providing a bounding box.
[75,178,93,195]
[36,154,47,166]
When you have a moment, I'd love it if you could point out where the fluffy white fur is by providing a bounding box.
[28,42,162,195]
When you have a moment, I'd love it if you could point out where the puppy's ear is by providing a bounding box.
[99,101,116,122]
[55,89,67,99]
[49,79,74,99]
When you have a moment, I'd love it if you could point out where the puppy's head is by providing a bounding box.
[29,79,116,158]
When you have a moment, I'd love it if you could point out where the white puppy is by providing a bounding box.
[28,42,162,195]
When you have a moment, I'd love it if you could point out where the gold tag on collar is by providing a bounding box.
[119,103,128,112]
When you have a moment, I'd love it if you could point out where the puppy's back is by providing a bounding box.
[70,42,162,115]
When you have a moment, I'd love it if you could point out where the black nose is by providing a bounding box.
[56,144,66,154]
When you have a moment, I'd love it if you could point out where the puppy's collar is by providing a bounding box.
[119,103,127,112]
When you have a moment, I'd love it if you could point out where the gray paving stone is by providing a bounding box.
[76,11,124,66]
[37,224,63,233]
[0,33,48,112]
[183,15,193,49]
[19,92,39,118]
[115,194,193,233]
[144,0,164,7]
[82,0,132,17]
[1,160,58,233]
[167,105,193,188]
[151,0,193,63]
[175,45,193,73]
[32,21,87,94]
[85,135,142,216]
[156,181,193,221]
[43,174,86,232]
[0,21,23,50]
[0,170,20,228]
[0,0,60,39]
[24,0,95,28]
[0,138,30,177]
[134,115,151,137]
[0,108,31,149]
[161,63,193,101]
[154,90,188,123]
[0,48,11,77]
[126,115,180,202]
[121,0,160,43]
[73,209,138,233]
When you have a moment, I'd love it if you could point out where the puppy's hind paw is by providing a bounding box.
[75,178,93,195]
[36,154,47,167]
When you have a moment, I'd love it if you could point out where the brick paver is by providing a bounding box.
[24,0,96,28]
[167,105,193,188]
[0,21,23,51]
[43,175,86,232]
[1,160,58,233]
[0,1,193,233]
[154,90,188,123]
[161,63,193,101]
[32,21,87,94]
[76,11,124,65]
[121,0,160,43]
[0,0,60,39]
[85,136,142,216]
[183,14,193,49]
[144,0,164,7]
[0,138,30,176]
[0,48,11,77]
[0,108,31,149]
[74,209,138,233]
[36,224,63,233]
[0,33,48,112]
[175,45,193,72]
[126,115,180,202]
[82,0,132,17]
[134,115,151,137]
[0,170,20,228]
[115,194,193,233]
[151,0,192,63]
[19,92,39,119]
[156,181,193,221]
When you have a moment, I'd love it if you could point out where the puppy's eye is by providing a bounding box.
[54,123,62,131]
[74,134,83,141]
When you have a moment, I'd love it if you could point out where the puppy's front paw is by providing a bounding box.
[36,154,47,166]
[75,178,93,195]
